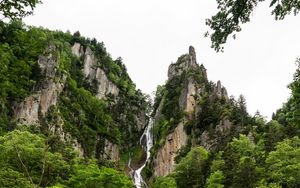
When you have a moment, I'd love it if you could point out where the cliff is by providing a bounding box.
[150,46,235,177]
[1,22,148,166]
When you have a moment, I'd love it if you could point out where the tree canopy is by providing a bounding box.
[206,0,300,52]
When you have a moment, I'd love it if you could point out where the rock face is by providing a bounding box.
[71,42,84,57]
[101,139,120,162]
[13,44,86,156]
[152,46,234,177]
[200,119,232,151]
[214,80,229,100]
[153,46,200,176]
[71,43,119,99]
[13,43,122,160]
[13,44,66,125]
[168,46,197,80]
[71,43,121,159]
[153,123,187,176]
[95,68,119,99]
[179,78,197,119]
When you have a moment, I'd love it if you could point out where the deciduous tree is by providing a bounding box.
[206,0,300,51]
[0,0,41,20]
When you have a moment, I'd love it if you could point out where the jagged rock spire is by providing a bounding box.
[189,46,197,65]
[168,46,198,79]
[214,80,229,100]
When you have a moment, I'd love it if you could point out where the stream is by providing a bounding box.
[133,119,153,188]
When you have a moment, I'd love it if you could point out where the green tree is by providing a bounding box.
[237,94,248,126]
[0,167,32,188]
[257,180,281,188]
[263,120,284,152]
[233,156,258,188]
[266,136,300,187]
[0,0,41,20]
[205,170,225,188]
[68,162,133,188]
[222,134,262,187]
[153,176,177,188]
[0,130,69,187]
[206,0,300,51]
[173,146,209,188]
[288,58,300,130]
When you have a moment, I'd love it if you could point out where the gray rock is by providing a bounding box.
[71,42,84,57]
[153,123,187,177]
[14,44,66,125]
[95,68,119,99]
[101,139,120,162]
[80,46,119,99]
[167,46,198,80]
[213,80,229,101]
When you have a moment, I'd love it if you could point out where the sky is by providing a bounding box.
[24,0,300,119]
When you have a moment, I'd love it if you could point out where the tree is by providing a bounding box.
[0,167,32,188]
[153,176,177,188]
[0,130,69,187]
[173,146,209,187]
[68,162,133,188]
[0,0,41,20]
[265,136,300,187]
[205,170,225,188]
[233,156,258,188]
[263,120,284,152]
[237,94,248,125]
[222,134,263,187]
[288,58,300,130]
[206,0,300,52]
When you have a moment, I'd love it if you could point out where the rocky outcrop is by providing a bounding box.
[71,43,119,99]
[71,42,84,57]
[153,46,200,176]
[153,122,187,176]
[101,139,120,162]
[200,119,232,151]
[168,46,198,80]
[213,80,229,100]
[72,139,85,157]
[13,45,66,125]
[152,46,235,177]
[13,44,88,158]
[95,68,119,99]
[179,78,197,119]
[134,111,147,132]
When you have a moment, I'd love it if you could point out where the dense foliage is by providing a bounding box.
[0,21,49,131]
[0,21,147,187]
[0,130,133,187]
[1,8,300,186]
[153,134,300,188]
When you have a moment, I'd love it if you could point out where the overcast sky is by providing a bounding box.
[24,0,300,119]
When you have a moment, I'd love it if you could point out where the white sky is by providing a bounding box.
[24,0,300,119]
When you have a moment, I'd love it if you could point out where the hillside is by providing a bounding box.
[0,21,150,187]
[145,47,300,188]
[1,21,300,188]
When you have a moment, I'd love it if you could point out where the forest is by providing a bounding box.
[1,0,300,188]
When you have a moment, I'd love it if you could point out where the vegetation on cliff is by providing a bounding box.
[1,3,300,186]
[150,54,300,187]
[0,20,151,187]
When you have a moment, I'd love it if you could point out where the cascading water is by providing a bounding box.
[134,119,153,188]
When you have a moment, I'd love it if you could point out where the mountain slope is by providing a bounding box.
[147,47,300,188]
[0,21,149,187]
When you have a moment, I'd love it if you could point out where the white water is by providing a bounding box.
[134,119,153,188]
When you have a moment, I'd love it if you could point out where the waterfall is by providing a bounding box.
[134,119,153,188]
